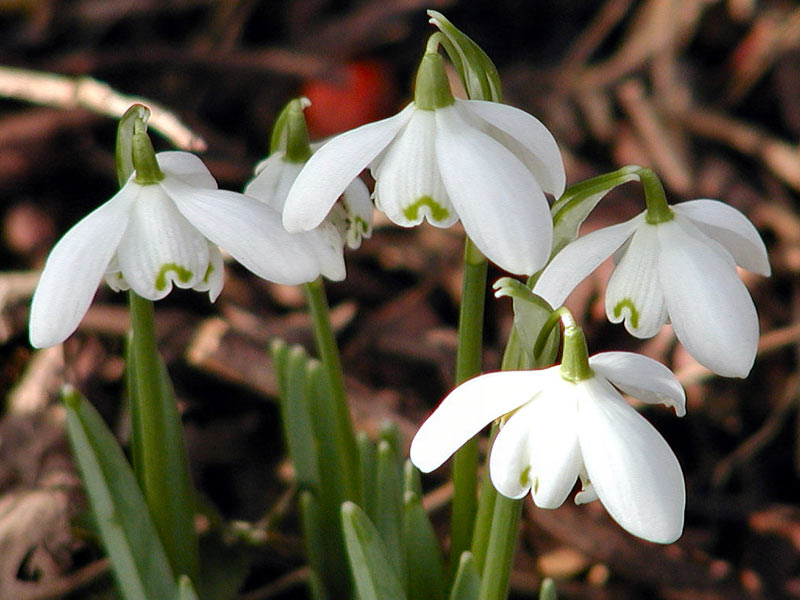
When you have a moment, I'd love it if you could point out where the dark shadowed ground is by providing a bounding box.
[1,1,799,598]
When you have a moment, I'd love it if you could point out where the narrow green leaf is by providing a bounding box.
[376,439,404,579]
[341,501,407,600]
[403,460,422,497]
[269,338,290,399]
[176,576,199,600]
[299,491,331,600]
[402,491,445,600]
[357,431,378,522]
[539,578,558,600]
[449,552,481,600]
[280,345,320,490]
[63,388,177,600]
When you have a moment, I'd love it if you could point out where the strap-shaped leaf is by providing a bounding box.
[539,578,558,600]
[176,576,199,600]
[449,552,481,600]
[64,388,178,600]
[402,491,445,600]
[376,439,404,579]
[341,501,407,600]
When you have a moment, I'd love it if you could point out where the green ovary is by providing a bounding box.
[613,299,640,329]
[155,263,193,291]
[403,196,449,223]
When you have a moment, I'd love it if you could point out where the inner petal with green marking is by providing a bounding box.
[403,195,450,224]
[155,263,194,291]
[612,298,640,330]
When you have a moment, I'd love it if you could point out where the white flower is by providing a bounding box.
[245,148,373,251]
[282,97,565,275]
[30,151,344,348]
[410,352,686,544]
[534,200,770,378]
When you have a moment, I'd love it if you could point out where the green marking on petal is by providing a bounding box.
[354,216,369,234]
[403,196,449,223]
[613,299,640,329]
[202,263,214,284]
[155,263,193,291]
[519,465,531,488]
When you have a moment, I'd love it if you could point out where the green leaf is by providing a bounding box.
[176,576,199,600]
[402,460,422,497]
[449,552,481,600]
[376,439,404,579]
[63,388,178,600]
[299,491,332,600]
[341,502,407,600]
[402,491,445,600]
[357,431,378,522]
[538,577,558,600]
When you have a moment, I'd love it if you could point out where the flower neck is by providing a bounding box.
[414,42,456,111]
[559,318,593,383]
[270,97,313,164]
[132,121,164,185]
[638,167,673,225]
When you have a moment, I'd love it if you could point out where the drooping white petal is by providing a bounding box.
[657,219,759,378]
[526,380,582,509]
[156,151,218,189]
[434,105,553,275]
[283,104,414,232]
[605,224,669,338]
[673,200,770,276]
[164,177,336,285]
[192,243,225,302]
[457,99,566,197]
[244,153,303,213]
[488,402,536,499]
[589,352,686,416]
[410,369,555,473]
[341,177,373,249]
[116,186,210,300]
[29,184,137,348]
[534,216,642,307]
[372,109,457,228]
[577,377,685,544]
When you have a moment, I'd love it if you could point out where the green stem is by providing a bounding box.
[303,277,360,501]
[449,237,488,572]
[477,496,523,600]
[128,292,199,580]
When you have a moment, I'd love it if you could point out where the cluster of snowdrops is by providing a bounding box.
[28,11,770,600]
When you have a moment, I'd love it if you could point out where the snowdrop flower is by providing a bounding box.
[411,322,686,544]
[245,98,373,252]
[30,150,344,349]
[534,198,770,377]
[282,48,565,275]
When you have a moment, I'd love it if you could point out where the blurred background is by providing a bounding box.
[0,0,798,598]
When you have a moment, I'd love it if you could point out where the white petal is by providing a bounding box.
[156,151,218,189]
[605,224,669,338]
[673,200,770,276]
[341,177,373,249]
[658,219,759,377]
[29,185,136,347]
[192,243,225,302]
[589,352,686,416]
[163,177,333,285]
[372,109,457,228]
[533,216,641,307]
[457,99,566,197]
[434,105,553,275]
[409,369,556,473]
[489,402,535,499]
[283,105,413,232]
[526,379,582,509]
[577,377,685,544]
[244,153,303,213]
[116,186,210,299]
